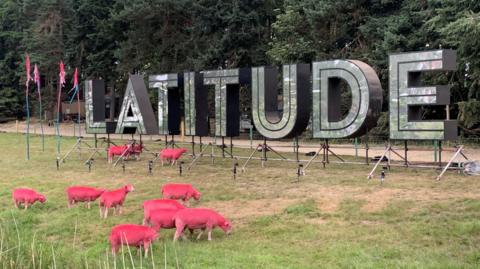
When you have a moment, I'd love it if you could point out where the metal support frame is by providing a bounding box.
[113,142,134,167]
[303,141,346,173]
[367,143,411,179]
[57,137,108,168]
[192,136,196,157]
[59,137,94,163]
[53,132,469,180]
[188,142,213,170]
[436,145,469,181]
[241,139,288,171]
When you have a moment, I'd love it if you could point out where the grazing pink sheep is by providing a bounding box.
[159,148,173,165]
[66,186,106,209]
[173,208,232,241]
[159,148,188,166]
[161,183,201,204]
[171,148,188,165]
[99,184,134,218]
[142,199,185,225]
[130,143,144,160]
[12,188,46,210]
[146,209,179,232]
[108,145,129,163]
[109,224,158,256]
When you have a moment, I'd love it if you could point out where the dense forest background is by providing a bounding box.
[0,0,480,137]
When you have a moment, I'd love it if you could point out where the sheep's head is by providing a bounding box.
[125,184,135,193]
[220,220,232,235]
[38,195,46,203]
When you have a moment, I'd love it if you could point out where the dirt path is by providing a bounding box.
[3,120,480,163]
[203,186,480,224]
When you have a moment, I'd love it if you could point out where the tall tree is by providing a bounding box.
[0,0,28,118]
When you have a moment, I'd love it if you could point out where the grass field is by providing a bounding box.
[0,133,479,268]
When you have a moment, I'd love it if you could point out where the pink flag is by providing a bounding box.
[68,67,79,94]
[73,67,78,87]
[34,64,40,87]
[25,54,31,87]
[59,61,66,86]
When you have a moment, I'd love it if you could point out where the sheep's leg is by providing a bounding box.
[207,230,212,241]
[143,242,150,257]
[24,202,29,211]
[99,206,104,217]
[14,200,18,209]
[104,207,109,219]
[118,206,123,215]
[207,226,213,241]
[196,229,205,240]
[173,225,185,241]
[87,202,91,209]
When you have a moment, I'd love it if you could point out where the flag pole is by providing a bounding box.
[55,61,65,155]
[56,78,61,155]
[75,68,80,138]
[25,54,31,160]
[68,68,80,138]
[34,64,45,151]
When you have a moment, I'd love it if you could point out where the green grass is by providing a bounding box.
[0,133,479,268]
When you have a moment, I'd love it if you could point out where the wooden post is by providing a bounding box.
[438,141,442,167]
[295,136,299,163]
[365,129,369,165]
[222,137,225,158]
[192,136,195,157]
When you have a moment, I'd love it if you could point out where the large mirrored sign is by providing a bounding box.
[202,68,250,137]
[312,60,382,139]
[85,49,458,142]
[184,72,208,136]
[85,80,107,133]
[389,50,457,140]
[251,64,311,139]
[149,73,182,135]
[115,75,159,134]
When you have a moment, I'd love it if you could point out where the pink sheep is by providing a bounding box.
[170,148,188,165]
[109,224,158,256]
[108,145,130,163]
[145,209,179,232]
[99,184,134,218]
[66,186,106,209]
[142,199,185,225]
[12,188,46,210]
[159,148,173,165]
[159,148,188,166]
[161,183,201,205]
[173,208,232,241]
[129,143,144,160]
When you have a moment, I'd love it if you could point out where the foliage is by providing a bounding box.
[0,133,479,267]
[0,0,479,136]
[458,99,480,135]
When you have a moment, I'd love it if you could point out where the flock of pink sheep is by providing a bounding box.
[12,148,232,256]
